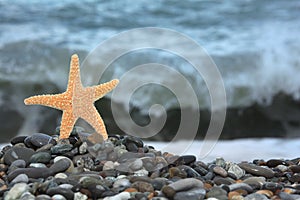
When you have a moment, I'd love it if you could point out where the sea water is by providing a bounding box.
[0,0,300,137]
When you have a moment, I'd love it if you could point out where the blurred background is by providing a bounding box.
[0,0,300,143]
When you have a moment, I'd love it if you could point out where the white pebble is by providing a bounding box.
[103,192,130,200]
[52,194,67,200]
[54,172,68,179]
[134,169,149,176]
[74,192,88,200]
[4,183,29,200]
[103,161,114,170]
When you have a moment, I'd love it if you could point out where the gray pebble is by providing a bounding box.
[174,188,206,200]
[20,191,35,200]
[4,146,35,165]
[30,151,51,164]
[229,183,253,193]
[238,163,274,178]
[4,183,29,200]
[244,193,269,200]
[206,186,228,200]
[11,173,28,184]
[27,133,56,148]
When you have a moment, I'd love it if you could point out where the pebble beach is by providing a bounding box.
[1,128,300,200]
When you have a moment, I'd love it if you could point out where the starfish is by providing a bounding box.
[24,54,119,140]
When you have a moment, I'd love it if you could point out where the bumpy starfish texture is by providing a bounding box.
[24,54,119,140]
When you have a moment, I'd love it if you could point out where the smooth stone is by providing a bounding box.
[194,166,208,176]
[10,136,27,145]
[55,173,68,179]
[238,163,275,178]
[178,165,201,178]
[47,186,74,200]
[35,194,52,200]
[103,161,115,170]
[289,165,300,173]
[213,176,234,185]
[276,164,288,172]
[20,191,35,200]
[113,178,131,190]
[122,136,144,148]
[279,192,299,200]
[174,155,196,165]
[206,186,228,200]
[132,181,154,192]
[228,163,245,179]
[27,133,56,148]
[58,184,74,190]
[4,183,29,200]
[8,159,26,174]
[103,191,130,200]
[213,166,228,177]
[54,156,74,173]
[30,151,51,164]
[229,183,253,193]
[262,182,283,193]
[174,188,206,200]
[242,177,266,190]
[266,159,287,168]
[51,143,73,154]
[11,173,28,184]
[244,193,269,200]
[52,194,67,200]
[74,192,88,200]
[3,146,35,165]
[129,158,143,171]
[79,176,104,188]
[152,178,168,190]
[168,178,203,191]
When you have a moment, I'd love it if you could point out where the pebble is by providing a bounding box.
[4,183,29,200]
[29,151,51,163]
[25,133,56,148]
[238,163,275,178]
[103,191,130,200]
[3,146,35,165]
[174,188,206,200]
[1,131,300,200]
[11,173,29,184]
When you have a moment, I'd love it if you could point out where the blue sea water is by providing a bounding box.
[0,0,300,137]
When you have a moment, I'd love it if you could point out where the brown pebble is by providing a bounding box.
[256,189,273,198]
[124,188,138,193]
[228,191,242,200]
[213,166,228,177]
[162,185,176,199]
[132,181,154,193]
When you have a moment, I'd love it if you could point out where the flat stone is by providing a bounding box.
[206,186,228,200]
[102,192,130,200]
[244,193,269,200]
[30,152,51,164]
[238,163,275,178]
[20,191,35,200]
[47,186,74,200]
[11,173,29,184]
[213,166,228,177]
[4,146,35,165]
[174,188,206,200]
[4,183,29,200]
[26,133,56,148]
[229,183,253,193]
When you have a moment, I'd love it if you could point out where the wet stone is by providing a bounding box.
[174,188,206,200]
[26,133,56,148]
[174,155,196,165]
[3,146,35,165]
[46,187,74,200]
[238,163,275,178]
[206,186,228,200]
[244,193,269,200]
[266,159,287,168]
[51,143,73,154]
[213,166,228,177]
[242,177,266,190]
[10,136,27,145]
[229,183,253,193]
[29,152,51,164]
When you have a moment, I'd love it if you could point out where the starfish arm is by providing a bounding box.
[24,94,68,110]
[80,106,108,140]
[66,54,82,92]
[92,79,119,100]
[59,110,77,139]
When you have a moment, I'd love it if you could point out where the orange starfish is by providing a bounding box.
[24,54,119,140]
